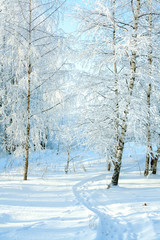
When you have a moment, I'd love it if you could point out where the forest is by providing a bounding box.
[1,0,160,183]
[0,0,160,239]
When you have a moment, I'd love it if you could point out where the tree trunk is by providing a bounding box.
[144,0,153,176]
[65,148,70,174]
[112,0,119,146]
[144,153,150,176]
[4,124,9,153]
[152,145,160,174]
[111,139,124,185]
[107,161,111,171]
[24,123,30,180]
[144,84,151,176]
[56,143,60,155]
[111,0,140,186]
[152,156,158,174]
[24,0,32,180]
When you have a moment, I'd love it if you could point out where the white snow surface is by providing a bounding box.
[0,145,160,240]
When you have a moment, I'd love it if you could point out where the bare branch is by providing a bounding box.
[31,0,67,31]
[30,61,66,93]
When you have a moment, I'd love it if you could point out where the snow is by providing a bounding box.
[0,146,160,240]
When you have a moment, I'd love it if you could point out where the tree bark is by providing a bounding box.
[152,156,158,174]
[111,0,140,186]
[24,0,32,180]
[144,0,153,176]
[152,145,160,174]
[112,0,119,146]
[65,148,70,174]
[144,84,151,176]
[4,124,9,153]
[107,161,111,171]
[111,139,124,185]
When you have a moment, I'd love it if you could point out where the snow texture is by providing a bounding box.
[0,147,160,240]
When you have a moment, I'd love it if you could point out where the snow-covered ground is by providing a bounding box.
[0,144,160,240]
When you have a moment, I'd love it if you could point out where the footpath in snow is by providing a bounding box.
[0,149,160,240]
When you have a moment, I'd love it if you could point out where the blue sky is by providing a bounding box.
[60,0,80,34]
[60,0,89,34]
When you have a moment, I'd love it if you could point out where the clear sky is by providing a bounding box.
[60,0,79,34]
[60,0,89,34]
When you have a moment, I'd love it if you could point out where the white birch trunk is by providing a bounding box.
[152,145,160,174]
[144,0,153,176]
[65,146,70,174]
[112,0,119,145]
[24,0,32,180]
[144,84,152,176]
[111,0,140,186]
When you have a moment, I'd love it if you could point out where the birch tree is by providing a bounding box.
[110,0,141,186]
[144,0,153,176]
[128,0,160,176]
[75,0,156,185]
[74,0,127,164]
[1,0,67,180]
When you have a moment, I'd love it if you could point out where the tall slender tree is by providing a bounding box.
[111,0,141,186]
[1,0,67,180]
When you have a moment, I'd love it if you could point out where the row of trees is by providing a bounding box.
[0,0,160,185]
[74,0,160,185]
[0,0,69,180]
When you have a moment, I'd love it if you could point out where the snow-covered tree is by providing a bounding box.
[0,0,67,180]
[74,0,160,185]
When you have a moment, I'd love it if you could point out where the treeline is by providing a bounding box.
[0,0,69,180]
[0,0,160,185]
[74,0,160,185]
